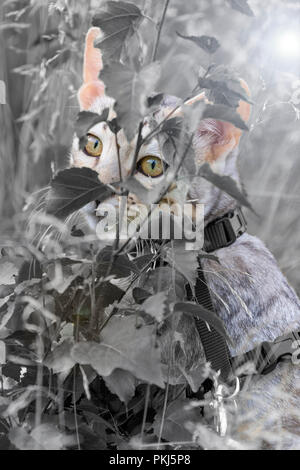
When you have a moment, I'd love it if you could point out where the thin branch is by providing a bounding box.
[152,0,171,62]
[141,91,196,147]
[98,242,168,334]
[140,384,151,442]
[115,133,123,183]
[130,121,144,176]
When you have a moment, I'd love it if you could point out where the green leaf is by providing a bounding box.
[46,167,114,219]
[44,339,75,374]
[199,66,252,109]
[0,258,18,286]
[178,362,209,393]
[132,287,151,304]
[96,246,138,278]
[107,117,121,135]
[147,93,165,108]
[45,259,90,294]
[132,254,156,271]
[71,316,164,387]
[2,364,21,382]
[0,304,14,339]
[164,241,199,287]
[228,0,254,17]
[142,292,168,323]
[159,117,197,174]
[202,104,248,131]
[17,259,42,283]
[0,341,6,365]
[75,109,109,150]
[92,1,144,62]
[174,301,232,344]
[153,399,200,443]
[0,285,14,300]
[177,32,220,54]
[101,61,160,140]
[161,116,185,140]
[104,369,136,403]
[198,162,254,211]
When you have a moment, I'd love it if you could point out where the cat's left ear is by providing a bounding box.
[78,27,106,110]
[191,80,251,163]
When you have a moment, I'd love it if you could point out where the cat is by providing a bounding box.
[69,27,300,449]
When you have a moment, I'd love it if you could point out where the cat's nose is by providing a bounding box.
[95,167,121,185]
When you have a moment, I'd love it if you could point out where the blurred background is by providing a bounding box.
[0,0,299,290]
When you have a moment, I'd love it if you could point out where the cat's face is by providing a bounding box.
[71,27,251,236]
[71,94,188,233]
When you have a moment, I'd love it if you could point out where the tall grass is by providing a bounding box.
[1,0,299,290]
[0,0,299,451]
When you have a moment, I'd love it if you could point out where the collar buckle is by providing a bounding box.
[261,330,300,374]
[204,207,247,253]
[229,207,248,238]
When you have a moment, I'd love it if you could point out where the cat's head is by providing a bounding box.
[71,27,251,238]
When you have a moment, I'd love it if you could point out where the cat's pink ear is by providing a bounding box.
[193,80,251,163]
[236,79,251,124]
[78,27,105,110]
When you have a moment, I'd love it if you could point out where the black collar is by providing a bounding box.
[204,207,247,253]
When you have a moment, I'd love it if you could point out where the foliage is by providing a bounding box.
[0,0,300,452]
[46,167,114,219]
[92,1,145,62]
[176,32,220,55]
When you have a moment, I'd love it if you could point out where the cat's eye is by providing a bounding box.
[84,134,103,157]
[137,156,166,178]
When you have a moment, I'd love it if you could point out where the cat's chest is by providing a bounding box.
[202,233,300,355]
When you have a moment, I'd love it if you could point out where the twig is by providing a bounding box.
[98,241,168,334]
[152,0,171,62]
[73,366,81,451]
[88,260,97,334]
[140,384,151,442]
[130,121,144,176]
[115,133,123,183]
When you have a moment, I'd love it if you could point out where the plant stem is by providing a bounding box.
[130,121,144,176]
[152,0,171,62]
[140,384,151,443]
[115,133,123,183]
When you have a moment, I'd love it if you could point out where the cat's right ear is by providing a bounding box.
[188,80,251,164]
[78,27,106,110]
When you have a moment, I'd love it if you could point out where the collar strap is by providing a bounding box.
[231,329,300,378]
[204,207,247,253]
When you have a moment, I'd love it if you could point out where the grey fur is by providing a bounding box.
[186,144,300,448]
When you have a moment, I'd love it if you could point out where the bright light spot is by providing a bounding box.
[276,31,300,60]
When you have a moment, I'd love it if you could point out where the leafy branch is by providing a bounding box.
[152,0,171,62]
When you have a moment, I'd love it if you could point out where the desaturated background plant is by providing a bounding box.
[0,0,299,451]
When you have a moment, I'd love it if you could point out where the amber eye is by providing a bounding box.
[137,156,166,178]
[84,134,103,157]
